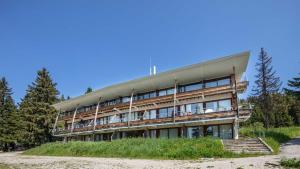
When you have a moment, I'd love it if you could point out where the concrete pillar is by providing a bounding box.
[63,136,67,143]
[233,118,239,140]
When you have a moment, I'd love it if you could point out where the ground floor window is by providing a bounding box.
[219,124,233,139]
[187,126,204,138]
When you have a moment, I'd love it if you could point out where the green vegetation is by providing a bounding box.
[240,124,300,153]
[24,137,238,159]
[280,158,300,169]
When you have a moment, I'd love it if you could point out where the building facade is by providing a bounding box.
[52,51,251,141]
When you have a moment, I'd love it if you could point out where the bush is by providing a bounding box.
[280,158,300,168]
[240,126,300,153]
[24,137,237,159]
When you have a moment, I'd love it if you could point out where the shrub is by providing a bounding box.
[280,158,300,169]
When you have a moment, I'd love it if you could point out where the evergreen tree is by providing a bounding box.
[285,73,300,99]
[60,94,65,101]
[252,48,282,128]
[0,77,18,151]
[19,68,59,147]
[284,73,300,124]
[85,87,92,94]
[67,96,71,100]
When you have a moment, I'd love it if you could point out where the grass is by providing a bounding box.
[24,137,239,160]
[280,158,300,169]
[240,126,300,153]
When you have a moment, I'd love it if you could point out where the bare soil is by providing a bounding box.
[0,137,299,169]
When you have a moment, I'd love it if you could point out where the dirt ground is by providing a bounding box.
[0,138,299,169]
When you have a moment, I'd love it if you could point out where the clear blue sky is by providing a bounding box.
[1,0,299,102]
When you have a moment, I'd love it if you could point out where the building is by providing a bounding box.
[52,51,251,141]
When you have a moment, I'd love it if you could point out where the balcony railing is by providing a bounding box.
[53,104,252,135]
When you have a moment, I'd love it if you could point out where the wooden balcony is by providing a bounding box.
[54,108,251,136]
[59,81,248,123]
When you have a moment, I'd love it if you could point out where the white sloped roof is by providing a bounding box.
[53,51,250,111]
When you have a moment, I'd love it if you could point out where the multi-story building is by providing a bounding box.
[52,51,251,141]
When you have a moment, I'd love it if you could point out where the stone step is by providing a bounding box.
[222,137,272,154]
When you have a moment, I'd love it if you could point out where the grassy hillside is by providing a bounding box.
[240,126,300,153]
[24,137,237,159]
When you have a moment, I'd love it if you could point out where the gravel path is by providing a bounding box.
[0,138,299,169]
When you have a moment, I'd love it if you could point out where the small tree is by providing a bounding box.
[252,48,282,128]
[85,87,93,94]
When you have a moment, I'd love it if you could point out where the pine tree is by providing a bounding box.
[284,73,300,124]
[0,77,18,151]
[252,48,282,128]
[19,68,59,147]
[60,94,65,101]
[85,87,92,94]
[285,73,300,99]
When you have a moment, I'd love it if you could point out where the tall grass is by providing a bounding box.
[240,126,300,153]
[24,137,236,159]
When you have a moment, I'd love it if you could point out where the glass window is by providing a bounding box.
[179,86,185,93]
[186,104,192,113]
[187,126,203,138]
[159,90,167,96]
[218,100,231,111]
[205,101,218,113]
[218,78,230,86]
[150,130,156,138]
[220,124,232,139]
[191,103,203,114]
[169,128,178,138]
[122,97,130,103]
[143,93,150,99]
[167,107,174,117]
[185,83,202,92]
[205,81,218,88]
[166,89,174,95]
[159,129,168,138]
[149,92,156,98]
[149,110,157,119]
[138,95,144,100]
[159,108,168,118]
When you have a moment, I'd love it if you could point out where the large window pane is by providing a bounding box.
[187,127,199,138]
[205,101,218,113]
[159,90,167,96]
[149,92,156,98]
[218,78,230,86]
[169,128,178,138]
[205,126,219,137]
[185,83,202,92]
[205,81,218,88]
[150,130,156,138]
[220,124,232,139]
[186,104,192,113]
[166,89,174,95]
[191,103,203,114]
[159,129,168,138]
[159,108,168,118]
[218,100,231,111]
[167,107,174,117]
[150,110,157,119]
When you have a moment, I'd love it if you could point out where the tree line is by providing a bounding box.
[0,48,299,151]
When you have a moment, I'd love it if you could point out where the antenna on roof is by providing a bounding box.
[153,65,156,75]
[150,56,152,76]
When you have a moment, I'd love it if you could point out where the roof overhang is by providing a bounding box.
[53,51,250,111]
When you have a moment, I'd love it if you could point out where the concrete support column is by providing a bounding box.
[63,137,67,143]
[233,118,239,140]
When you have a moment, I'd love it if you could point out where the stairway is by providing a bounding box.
[222,137,272,154]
